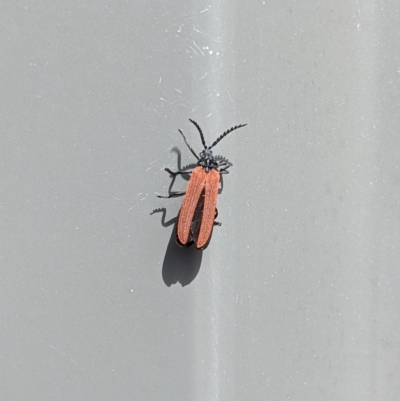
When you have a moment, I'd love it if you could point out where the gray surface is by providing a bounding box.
[1,1,399,400]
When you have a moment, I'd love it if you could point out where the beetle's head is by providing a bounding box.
[198,148,218,171]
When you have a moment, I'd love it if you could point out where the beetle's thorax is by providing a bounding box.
[198,148,218,171]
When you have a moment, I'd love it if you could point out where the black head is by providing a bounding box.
[178,119,247,172]
[198,148,219,171]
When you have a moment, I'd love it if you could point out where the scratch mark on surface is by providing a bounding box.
[193,26,201,33]
[200,8,209,13]
[49,345,78,363]
[193,41,204,56]
[49,345,63,354]
[189,46,198,55]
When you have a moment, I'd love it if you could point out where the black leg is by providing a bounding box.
[157,191,186,199]
[164,167,192,176]
[218,162,232,174]
[214,208,221,226]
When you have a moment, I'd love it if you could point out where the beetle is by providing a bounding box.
[158,119,247,250]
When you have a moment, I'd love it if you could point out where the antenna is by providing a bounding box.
[178,129,199,160]
[210,124,247,149]
[189,119,207,149]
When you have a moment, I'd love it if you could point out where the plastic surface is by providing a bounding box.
[1,1,399,400]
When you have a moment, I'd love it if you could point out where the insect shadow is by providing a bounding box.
[151,147,231,286]
[151,210,203,286]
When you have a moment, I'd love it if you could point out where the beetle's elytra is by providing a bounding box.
[158,119,247,250]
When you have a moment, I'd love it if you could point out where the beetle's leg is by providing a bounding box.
[214,208,221,226]
[219,166,232,174]
[218,162,232,174]
[156,191,186,199]
[164,167,192,176]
